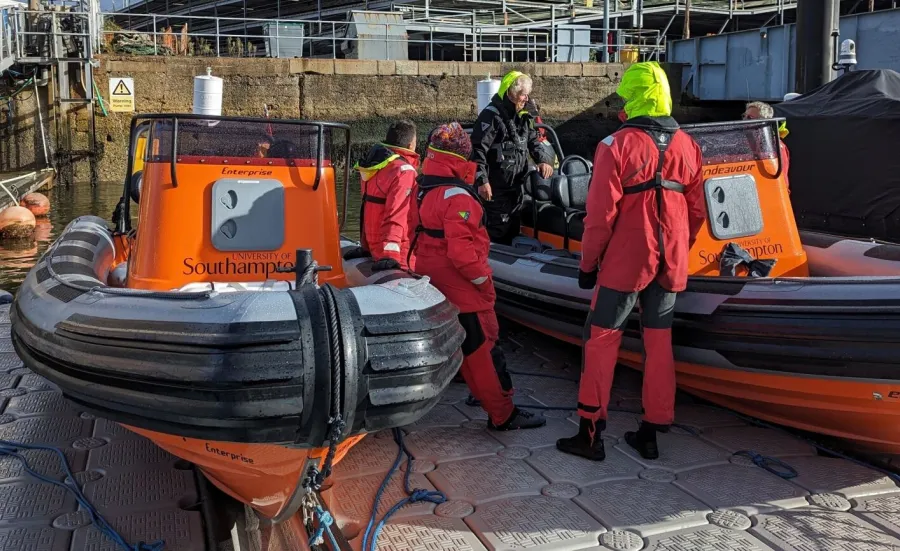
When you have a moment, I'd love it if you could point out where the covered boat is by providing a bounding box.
[489,119,900,455]
[774,69,900,242]
[10,114,465,521]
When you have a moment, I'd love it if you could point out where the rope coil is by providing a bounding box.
[361,428,447,551]
[734,450,798,479]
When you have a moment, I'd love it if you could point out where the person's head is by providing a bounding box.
[499,71,533,112]
[615,61,672,121]
[385,120,417,151]
[427,122,476,183]
[742,101,774,120]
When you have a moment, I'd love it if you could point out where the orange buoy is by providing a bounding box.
[0,206,36,239]
[19,192,50,217]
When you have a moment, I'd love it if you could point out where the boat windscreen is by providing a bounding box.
[145,118,332,162]
[682,120,779,166]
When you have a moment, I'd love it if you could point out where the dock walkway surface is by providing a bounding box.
[324,330,900,551]
[0,300,211,551]
[3,298,900,551]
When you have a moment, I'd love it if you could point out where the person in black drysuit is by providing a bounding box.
[470,71,555,245]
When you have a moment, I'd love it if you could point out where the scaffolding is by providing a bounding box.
[14,1,100,184]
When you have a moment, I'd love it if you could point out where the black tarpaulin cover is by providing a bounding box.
[774,69,900,241]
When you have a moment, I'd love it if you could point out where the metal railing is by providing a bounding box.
[0,6,21,72]
[10,8,667,64]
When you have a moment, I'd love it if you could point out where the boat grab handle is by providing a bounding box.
[170,116,179,188]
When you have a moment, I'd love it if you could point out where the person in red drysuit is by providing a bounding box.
[556,62,707,461]
[411,122,546,431]
[344,120,421,271]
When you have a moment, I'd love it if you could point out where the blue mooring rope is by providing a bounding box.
[0,439,165,551]
[361,428,447,551]
[307,505,339,549]
[733,450,798,479]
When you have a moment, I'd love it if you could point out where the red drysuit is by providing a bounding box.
[577,116,706,427]
[356,143,420,269]
[780,141,791,194]
[411,147,515,425]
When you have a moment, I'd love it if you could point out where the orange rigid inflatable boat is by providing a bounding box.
[10,114,465,521]
[489,119,900,454]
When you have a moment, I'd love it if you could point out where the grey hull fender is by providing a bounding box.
[9,222,465,445]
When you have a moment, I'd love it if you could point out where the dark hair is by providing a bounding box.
[385,120,417,149]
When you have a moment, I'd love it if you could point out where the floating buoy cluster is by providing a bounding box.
[0,192,50,240]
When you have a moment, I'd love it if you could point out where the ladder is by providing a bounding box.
[17,1,99,186]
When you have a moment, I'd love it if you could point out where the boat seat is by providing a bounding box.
[524,169,566,241]
[550,155,592,247]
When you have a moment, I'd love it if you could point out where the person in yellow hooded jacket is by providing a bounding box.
[470,71,555,244]
[556,62,706,462]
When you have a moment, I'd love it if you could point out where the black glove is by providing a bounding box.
[371,258,402,272]
[343,246,371,261]
[578,269,598,290]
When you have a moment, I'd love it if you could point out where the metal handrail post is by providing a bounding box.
[215,16,220,56]
[14,11,20,59]
[152,13,157,54]
[526,27,530,61]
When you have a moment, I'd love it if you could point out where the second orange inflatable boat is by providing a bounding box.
[489,119,900,455]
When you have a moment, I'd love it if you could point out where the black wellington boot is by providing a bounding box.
[556,418,605,461]
[488,407,547,431]
[624,421,666,460]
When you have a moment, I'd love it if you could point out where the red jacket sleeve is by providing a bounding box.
[359,181,371,252]
[685,141,707,249]
[780,142,791,194]
[443,193,491,284]
[580,137,623,273]
[378,163,417,261]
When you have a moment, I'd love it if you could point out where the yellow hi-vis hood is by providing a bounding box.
[354,144,401,182]
[498,71,525,100]
[778,121,789,139]
[616,61,673,120]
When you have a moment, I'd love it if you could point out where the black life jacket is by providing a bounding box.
[618,117,687,269]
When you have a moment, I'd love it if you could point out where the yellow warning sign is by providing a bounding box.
[108,77,135,113]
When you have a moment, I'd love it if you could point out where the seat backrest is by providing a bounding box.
[551,155,592,210]
[527,170,555,203]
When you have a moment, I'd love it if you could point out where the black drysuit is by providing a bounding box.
[470,94,554,245]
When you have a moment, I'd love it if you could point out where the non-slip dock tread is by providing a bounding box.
[328,326,900,551]
[0,308,209,551]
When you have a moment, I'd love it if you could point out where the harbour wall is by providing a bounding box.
[7,57,735,181]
